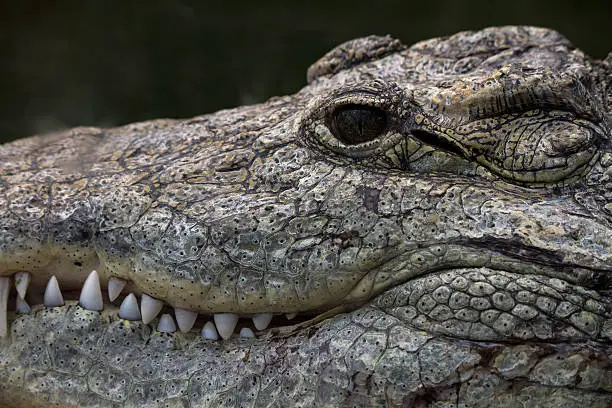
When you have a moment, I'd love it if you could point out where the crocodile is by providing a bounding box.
[0,25,610,407]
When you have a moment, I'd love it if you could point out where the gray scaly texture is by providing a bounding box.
[0,26,610,407]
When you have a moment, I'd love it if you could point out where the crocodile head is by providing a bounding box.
[1,26,610,407]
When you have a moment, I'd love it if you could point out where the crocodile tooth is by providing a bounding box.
[141,294,164,324]
[43,275,65,307]
[0,277,9,337]
[107,277,127,302]
[252,313,273,330]
[200,321,219,340]
[157,313,176,333]
[239,327,255,338]
[14,271,30,299]
[118,293,141,321]
[285,313,297,320]
[213,313,238,340]
[16,295,31,313]
[79,270,103,311]
[174,307,198,332]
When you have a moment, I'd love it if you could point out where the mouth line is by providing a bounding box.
[1,271,321,341]
[1,239,606,341]
[2,264,603,342]
[463,237,609,278]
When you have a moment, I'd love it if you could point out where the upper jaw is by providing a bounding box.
[0,169,610,338]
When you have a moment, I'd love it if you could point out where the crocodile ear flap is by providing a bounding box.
[306,35,406,84]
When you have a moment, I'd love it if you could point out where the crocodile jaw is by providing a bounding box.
[0,26,611,407]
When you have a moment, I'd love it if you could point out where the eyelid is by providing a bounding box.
[431,70,602,122]
[321,94,393,117]
[299,82,412,156]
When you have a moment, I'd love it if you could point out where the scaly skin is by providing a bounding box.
[0,26,610,407]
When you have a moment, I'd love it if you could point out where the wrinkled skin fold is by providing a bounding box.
[0,26,611,407]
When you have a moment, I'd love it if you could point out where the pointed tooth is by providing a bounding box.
[174,307,198,333]
[118,293,141,321]
[239,327,255,338]
[285,313,297,320]
[44,276,65,307]
[0,277,9,337]
[200,321,219,340]
[107,277,127,302]
[79,270,103,311]
[16,295,31,314]
[141,294,164,324]
[157,313,176,333]
[252,313,273,330]
[14,272,30,299]
[213,313,238,340]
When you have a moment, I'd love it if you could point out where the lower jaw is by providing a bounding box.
[2,265,610,407]
[3,296,610,408]
[6,300,316,339]
[1,245,608,344]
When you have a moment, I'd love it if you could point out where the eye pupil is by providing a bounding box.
[330,105,387,145]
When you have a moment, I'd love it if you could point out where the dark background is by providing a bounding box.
[1,0,610,143]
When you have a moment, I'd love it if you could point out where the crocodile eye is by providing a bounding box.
[329,105,387,145]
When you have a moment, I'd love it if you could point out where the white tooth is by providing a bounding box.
[79,270,103,311]
[118,293,141,321]
[213,313,238,340]
[200,321,219,340]
[141,294,164,324]
[252,313,273,330]
[0,277,9,337]
[239,327,255,338]
[174,307,198,333]
[16,295,31,314]
[285,313,297,320]
[157,313,176,333]
[14,272,30,299]
[107,277,127,302]
[43,275,65,307]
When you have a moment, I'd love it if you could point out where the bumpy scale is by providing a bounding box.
[0,26,610,407]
